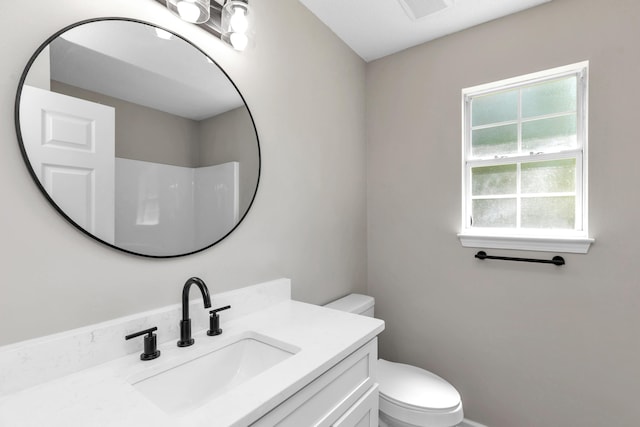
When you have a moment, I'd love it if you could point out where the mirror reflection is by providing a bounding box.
[17,19,260,257]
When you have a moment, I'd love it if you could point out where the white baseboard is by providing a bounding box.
[459,419,488,427]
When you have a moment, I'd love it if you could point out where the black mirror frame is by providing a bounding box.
[14,17,261,258]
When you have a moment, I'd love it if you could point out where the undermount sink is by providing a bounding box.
[131,332,299,415]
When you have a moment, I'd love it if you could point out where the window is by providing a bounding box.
[459,62,593,253]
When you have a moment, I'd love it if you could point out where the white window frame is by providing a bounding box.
[458,62,594,253]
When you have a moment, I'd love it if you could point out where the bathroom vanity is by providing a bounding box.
[0,279,384,426]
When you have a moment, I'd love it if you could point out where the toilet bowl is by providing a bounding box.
[324,294,464,427]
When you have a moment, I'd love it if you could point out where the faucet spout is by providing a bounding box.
[181,277,212,321]
[177,277,212,347]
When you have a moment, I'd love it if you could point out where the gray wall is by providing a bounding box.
[0,0,366,345]
[366,0,640,425]
[199,107,260,215]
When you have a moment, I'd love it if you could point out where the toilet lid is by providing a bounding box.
[378,359,461,411]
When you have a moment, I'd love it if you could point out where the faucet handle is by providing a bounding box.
[125,327,161,361]
[207,305,231,336]
[210,305,231,314]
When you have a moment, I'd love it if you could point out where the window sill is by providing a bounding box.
[457,233,594,254]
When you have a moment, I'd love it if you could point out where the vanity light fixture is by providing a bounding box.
[157,0,253,51]
[220,0,252,51]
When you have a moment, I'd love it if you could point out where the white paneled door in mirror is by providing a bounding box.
[20,85,115,243]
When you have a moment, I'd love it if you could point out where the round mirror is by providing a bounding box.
[15,18,260,257]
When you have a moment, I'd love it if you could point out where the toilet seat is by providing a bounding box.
[378,359,464,426]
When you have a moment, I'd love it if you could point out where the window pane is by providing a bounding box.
[472,164,517,196]
[521,159,576,194]
[472,124,518,158]
[472,198,516,228]
[472,89,518,126]
[521,196,575,229]
[522,114,577,152]
[522,76,576,118]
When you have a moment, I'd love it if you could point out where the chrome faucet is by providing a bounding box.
[177,277,212,347]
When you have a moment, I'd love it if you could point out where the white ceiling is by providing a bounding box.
[299,0,552,62]
[50,20,243,120]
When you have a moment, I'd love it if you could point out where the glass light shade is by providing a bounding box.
[229,32,249,51]
[166,0,211,24]
[221,0,253,51]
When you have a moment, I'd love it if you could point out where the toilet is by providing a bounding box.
[325,294,464,427]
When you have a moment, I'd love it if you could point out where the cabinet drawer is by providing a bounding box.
[333,384,378,427]
[253,338,377,427]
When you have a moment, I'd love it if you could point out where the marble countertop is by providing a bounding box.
[0,300,384,427]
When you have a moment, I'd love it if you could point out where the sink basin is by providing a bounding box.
[131,332,298,414]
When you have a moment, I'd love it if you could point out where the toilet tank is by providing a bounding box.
[324,294,375,317]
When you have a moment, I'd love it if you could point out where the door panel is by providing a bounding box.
[20,85,115,243]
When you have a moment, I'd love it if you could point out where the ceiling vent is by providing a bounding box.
[397,0,454,20]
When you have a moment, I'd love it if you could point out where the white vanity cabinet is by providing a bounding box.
[252,338,379,427]
[0,280,385,427]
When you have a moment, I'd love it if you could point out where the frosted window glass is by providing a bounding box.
[463,63,588,242]
[472,198,516,228]
[521,196,575,229]
[522,115,577,152]
[471,124,518,157]
[522,77,576,118]
[472,165,517,196]
[521,159,576,194]
[472,90,518,126]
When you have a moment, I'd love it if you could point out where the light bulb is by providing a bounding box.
[230,32,248,51]
[177,0,201,23]
[229,7,248,33]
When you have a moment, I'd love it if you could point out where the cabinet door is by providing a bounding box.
[333,385,378,427]
[252,339,377,427]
